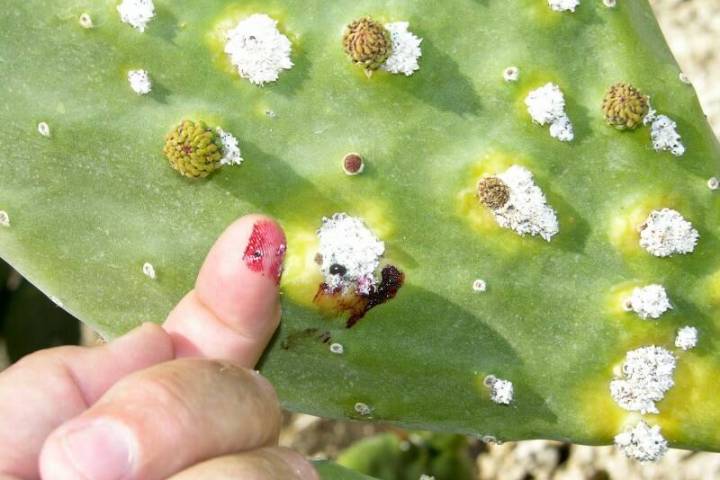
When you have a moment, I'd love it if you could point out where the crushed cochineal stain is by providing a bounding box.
[242,220,287,284]
[314,265,405,328]
[281,328,332,350]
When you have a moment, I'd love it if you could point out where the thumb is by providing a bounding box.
[164,215,287,367]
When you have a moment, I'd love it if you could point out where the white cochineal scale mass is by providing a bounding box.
[316,213,385,295]
[624,284,672,320]
[491,166,560,241]
[224,14,294,86]
[381,22,423,76]
[525,83,575,142]
[639,208,699,257]
[127,69,152,95]
[117,0,155,32]
[644,102,686,156]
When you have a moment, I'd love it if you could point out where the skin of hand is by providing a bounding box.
[0,215,319,480]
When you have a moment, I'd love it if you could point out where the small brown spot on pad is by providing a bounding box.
[343,153,364,175]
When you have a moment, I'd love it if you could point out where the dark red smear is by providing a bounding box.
[312,264,405,328]
[281,328,332,350]
[347,265,405,328]
[242,220,287,284]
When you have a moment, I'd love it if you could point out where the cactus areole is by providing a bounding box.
[2,0,720,464]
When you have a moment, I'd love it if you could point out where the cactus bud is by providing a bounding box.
[342,17,392,76]
[477,176,510,210]
[602,82,649,130]
[163,120,223,178]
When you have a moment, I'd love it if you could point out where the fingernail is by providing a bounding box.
[61,420,135,480]
[242,219,287,284]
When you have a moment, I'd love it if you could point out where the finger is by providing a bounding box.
[39,359,281,480]
[164,214,286,367]
[0,323,173,479]
[168,448,319,480]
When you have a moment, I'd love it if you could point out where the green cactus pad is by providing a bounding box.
[2,0,720,462]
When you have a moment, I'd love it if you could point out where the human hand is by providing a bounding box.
[0,215,318,480]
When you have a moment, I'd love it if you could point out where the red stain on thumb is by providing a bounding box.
[242,220,287,284]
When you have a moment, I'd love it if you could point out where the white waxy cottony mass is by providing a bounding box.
[490,166,559,241]
[675,326,698,351]
[609,346,676,414]
[127,70,152,95]
[624,284,672,320]
[485,375,514,405]
[644,104,686,156]
[117,0,155,32]
[615,421,668,462]
[650,115,685,156]
[381,22,422,76]
[525,83,574,142]
[216,128,243,166]
[316,213,385,295]
[639,208,699,257]
[548,0,581,12]
[224,14,293,86]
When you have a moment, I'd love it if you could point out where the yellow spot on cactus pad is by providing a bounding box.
[457,152,516,233]
[281,226,324,307]
[356,200,394,240]
[575,372,626,442]
[657,356,720,448]
[607,281,642,316]
[343,17,392,75]
[698,269,720,307]
[163,120,222,178]
[457,151,547,252]
[607,193,683,255]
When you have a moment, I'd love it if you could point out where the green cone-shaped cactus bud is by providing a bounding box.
[342,17,392,76]
[163,120,222,178]
[602,82,649,130]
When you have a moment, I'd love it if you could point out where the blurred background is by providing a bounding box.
[1,0,718,478]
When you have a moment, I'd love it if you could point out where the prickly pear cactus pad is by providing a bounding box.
[1,0,720,461]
